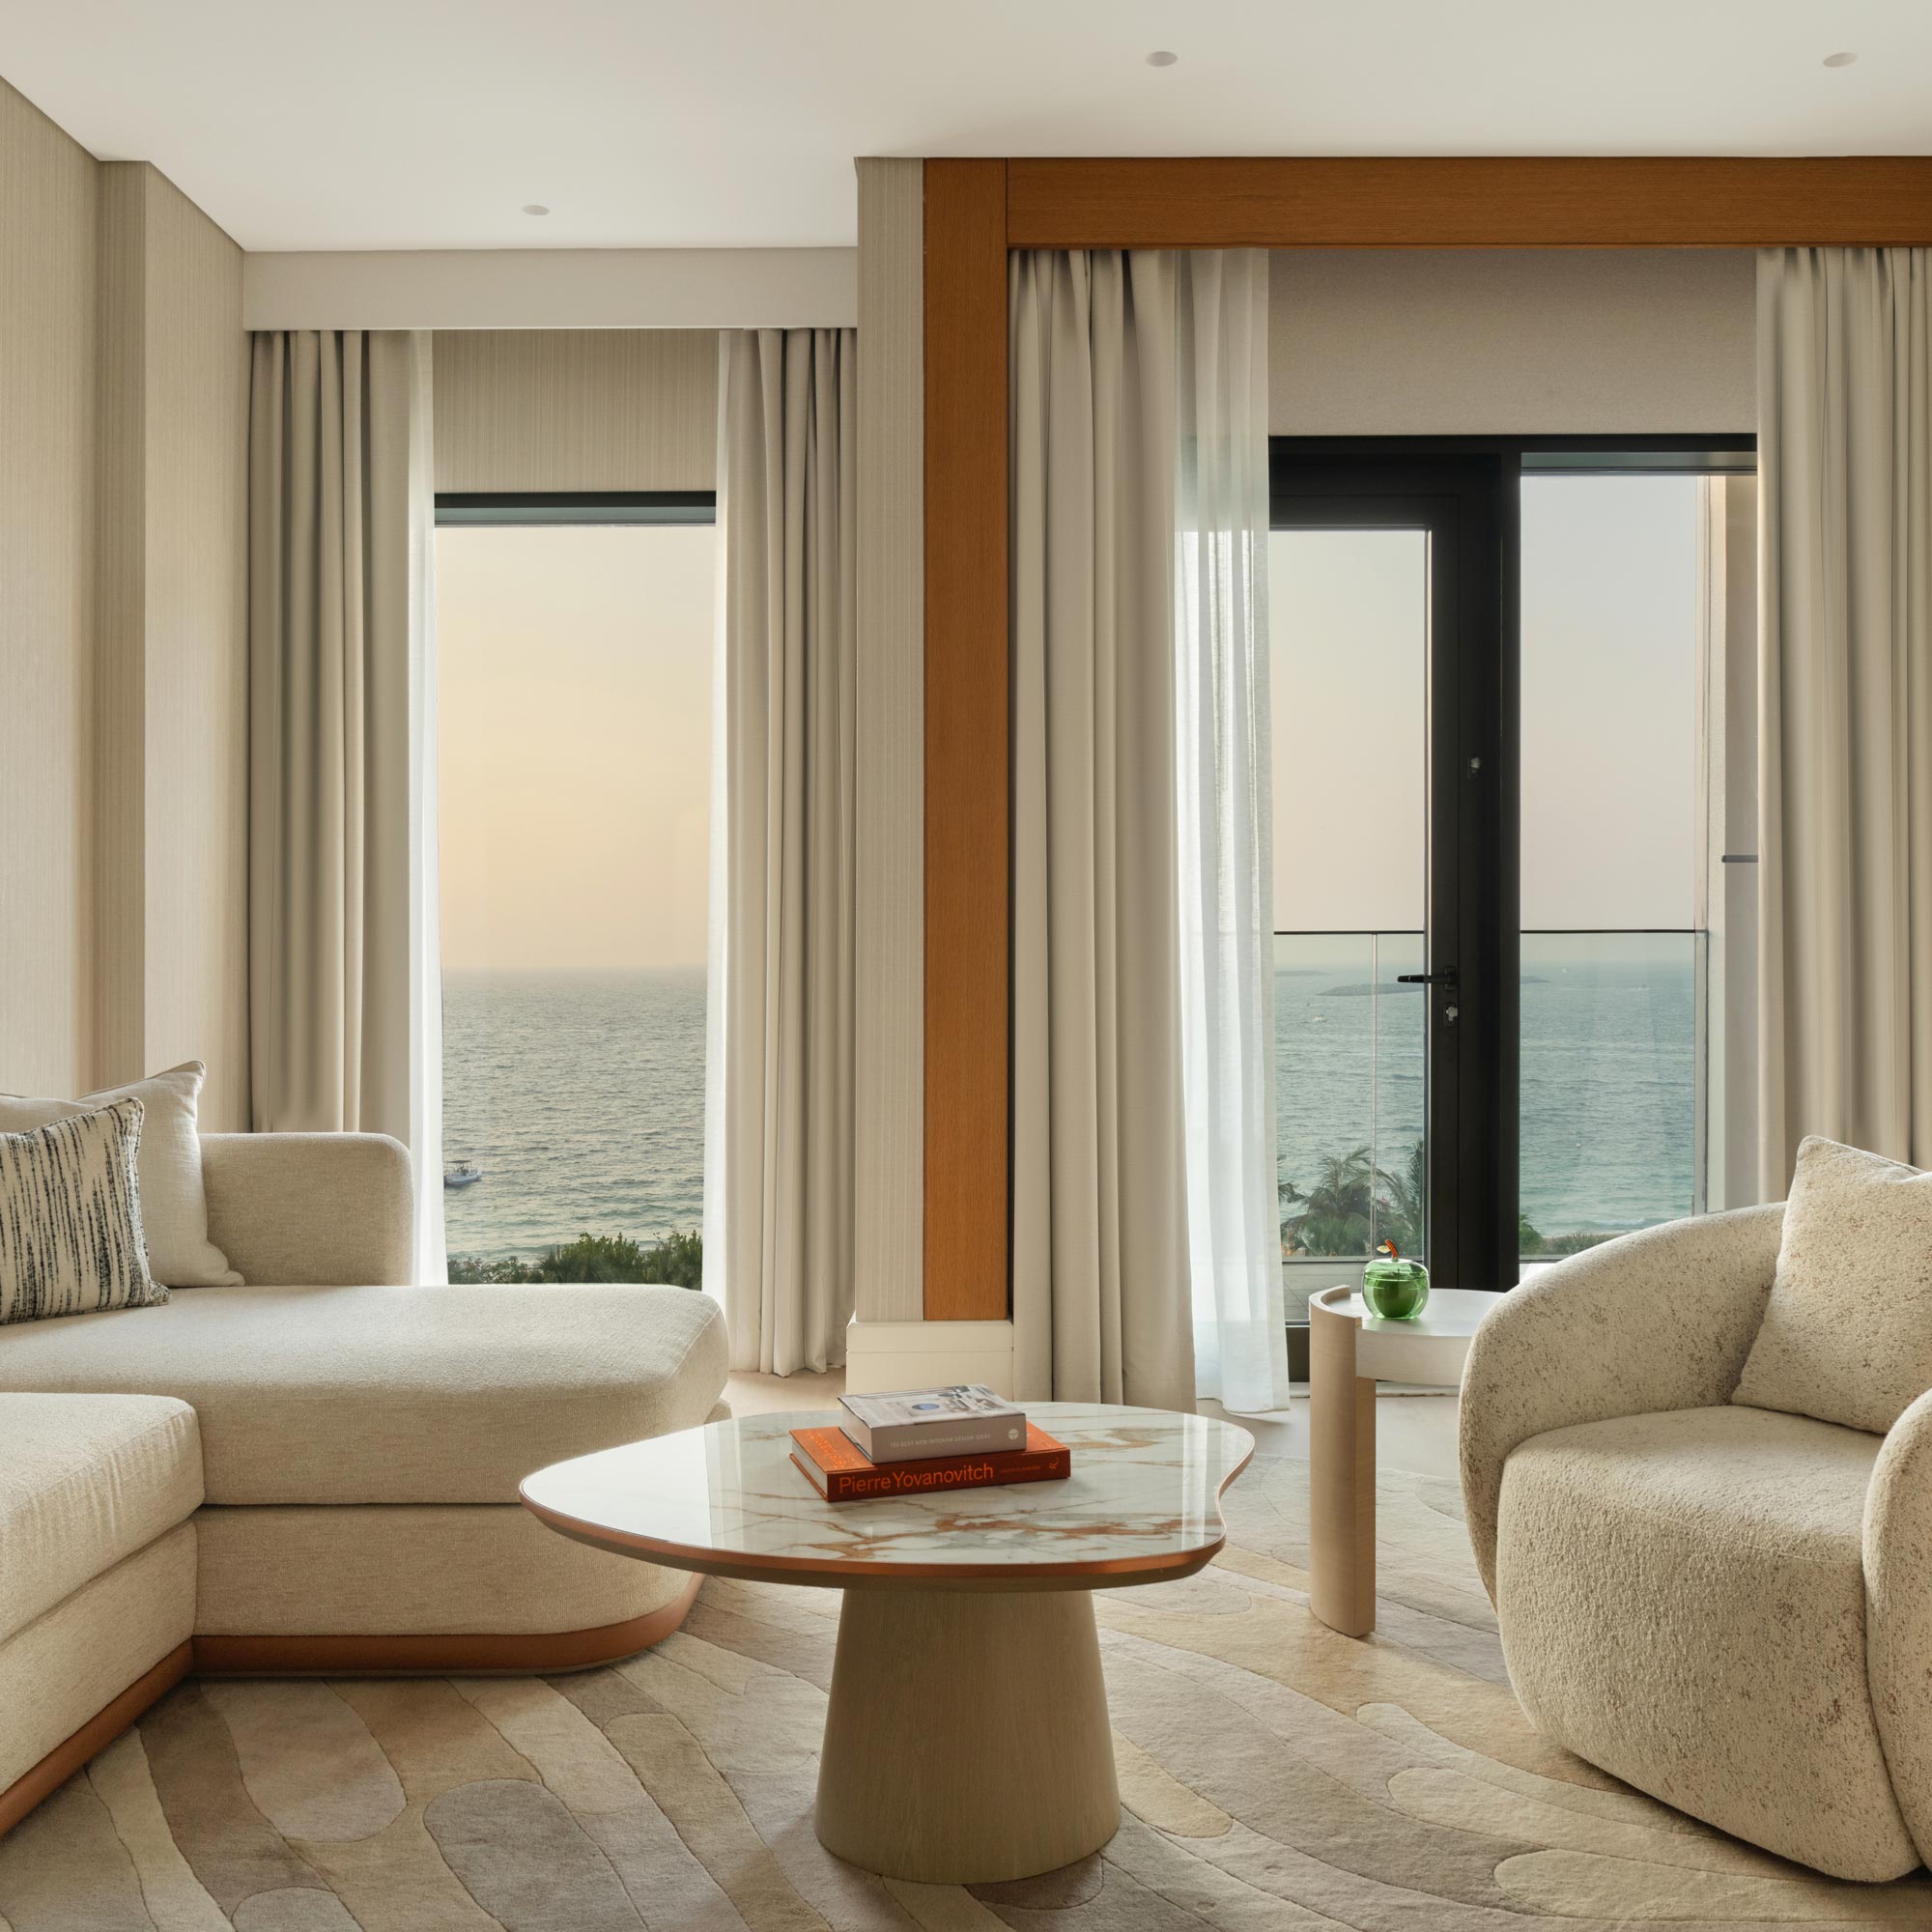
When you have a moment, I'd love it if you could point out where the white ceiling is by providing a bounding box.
[6,0,1931,252]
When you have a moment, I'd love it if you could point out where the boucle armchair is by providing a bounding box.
[1461,1205,1932,1882]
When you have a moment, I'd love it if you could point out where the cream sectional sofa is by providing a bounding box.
[0,1131,729,1833]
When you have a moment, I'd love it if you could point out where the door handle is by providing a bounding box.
[1395,971,1458,987]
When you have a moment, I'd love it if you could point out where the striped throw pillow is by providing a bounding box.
[0,1098,166,1324]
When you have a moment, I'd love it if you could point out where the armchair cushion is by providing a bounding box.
[1458,1203,1784,1599]
[1733,1135,1932,1435]
[1497,1403,1914,1881]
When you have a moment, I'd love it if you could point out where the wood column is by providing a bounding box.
[923,159,1009,1321]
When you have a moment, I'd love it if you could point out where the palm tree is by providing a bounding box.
[1379,1139,1427,1256]
[1281,1146,1388,1258]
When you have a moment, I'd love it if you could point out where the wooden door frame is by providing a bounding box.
[921,154,1932,1324]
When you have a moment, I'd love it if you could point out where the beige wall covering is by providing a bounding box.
[246,247,857,331]
[1270,248,1755,434]
[852,157,925,1328]
[431,329,718,492]
[95,163,249,1123]
[0,81,248,1119]
[1,80,99,1096]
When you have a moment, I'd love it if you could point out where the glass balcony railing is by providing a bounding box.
[1519,930,1701,1257]
[1275,931,1427,1320]
[1275,929,1703,1315]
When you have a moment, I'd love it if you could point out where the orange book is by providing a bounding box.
[789,1422,1070,1502]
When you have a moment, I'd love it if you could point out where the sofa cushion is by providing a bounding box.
[1733,1135,1932,1435]
[0,1523,196,1795]
[0,1394,202,1644]
[0,1063,241,1289]
[1,1102,167,1325]
[1497,1403,1914,1882]
[0,1283,728,1505]
[193,1502,688,1636]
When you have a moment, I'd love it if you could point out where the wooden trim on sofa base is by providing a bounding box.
[191,1572,703,1677]
[0,1641,191,1836]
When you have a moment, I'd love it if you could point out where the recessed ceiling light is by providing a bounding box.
[1822,50,1858,67]
[522,203,551,216]
[1146,49,1179,67]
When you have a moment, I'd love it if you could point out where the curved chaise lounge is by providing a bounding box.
[0,1131,728,1833]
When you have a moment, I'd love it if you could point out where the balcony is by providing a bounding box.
[1276,929,1702,1314]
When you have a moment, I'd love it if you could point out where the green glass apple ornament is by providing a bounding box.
[1362,1238,1430,1321]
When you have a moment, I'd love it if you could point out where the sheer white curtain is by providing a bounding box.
[705,327,857,1374]
[247,328,444,1281]
[1175,253,1290,1413]
[1759,247,1932,1190]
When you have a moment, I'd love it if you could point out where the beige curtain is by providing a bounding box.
[1010,250,1195,1409]
[247,329,443,1278]
[1759,248,1932,1194]
[705,328,856,1375]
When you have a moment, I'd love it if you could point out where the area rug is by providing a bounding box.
[5,1447,1929,1931]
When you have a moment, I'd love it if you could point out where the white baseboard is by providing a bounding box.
[843,1318,1016,1398]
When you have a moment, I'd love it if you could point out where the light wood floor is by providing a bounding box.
[724,1367,1461,1479]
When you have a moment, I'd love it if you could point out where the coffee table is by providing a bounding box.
[521,1402,1253,1885]
[1307,1283,1499,1637]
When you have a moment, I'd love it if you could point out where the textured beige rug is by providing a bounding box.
[6,1449,1931,1930]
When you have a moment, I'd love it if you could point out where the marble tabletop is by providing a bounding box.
[522,1403,1255,1591]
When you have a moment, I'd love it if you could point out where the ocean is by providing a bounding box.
[441,941,1697,1265]
[441,969,708,1263]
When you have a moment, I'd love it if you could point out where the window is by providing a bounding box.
[435,494,716,1285]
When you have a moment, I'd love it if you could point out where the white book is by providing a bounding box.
[838,1384,1028,1463]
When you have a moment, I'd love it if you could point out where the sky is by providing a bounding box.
[436,524,714,972]
[438,476,1698,973]
[1270,474,1699,936]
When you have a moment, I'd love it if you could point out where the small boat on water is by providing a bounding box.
[444,1161,483,1190]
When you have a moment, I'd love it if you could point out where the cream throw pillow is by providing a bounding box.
[0,1063,241,1288]
[0,1099,167,1322]
[1733,1136,1932,1435]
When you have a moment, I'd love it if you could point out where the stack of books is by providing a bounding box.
[790,1384,1070,1503]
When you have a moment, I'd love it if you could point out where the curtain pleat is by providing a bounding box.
[1759,248,1932,1193]
[706,327,856,1375]
[1010,250,1195,1408]
[247,329,444,1280]
[1175,252,1291,1413]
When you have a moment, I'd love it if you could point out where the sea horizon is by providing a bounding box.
[443,945,1698,1265]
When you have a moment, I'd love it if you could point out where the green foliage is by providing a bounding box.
[447,1253,546,1284]
[1281,1145,1402,1259]
[1281,1137,1614,1264]
[1524,1227,1614,1259]
[448,1228,703,1289]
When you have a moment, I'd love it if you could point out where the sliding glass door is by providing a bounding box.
[1268,440,1754,1324]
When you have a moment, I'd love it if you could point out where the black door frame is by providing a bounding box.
[1269,434,1755,1306]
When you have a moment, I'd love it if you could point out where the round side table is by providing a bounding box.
[1307,1284,1499,1637]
